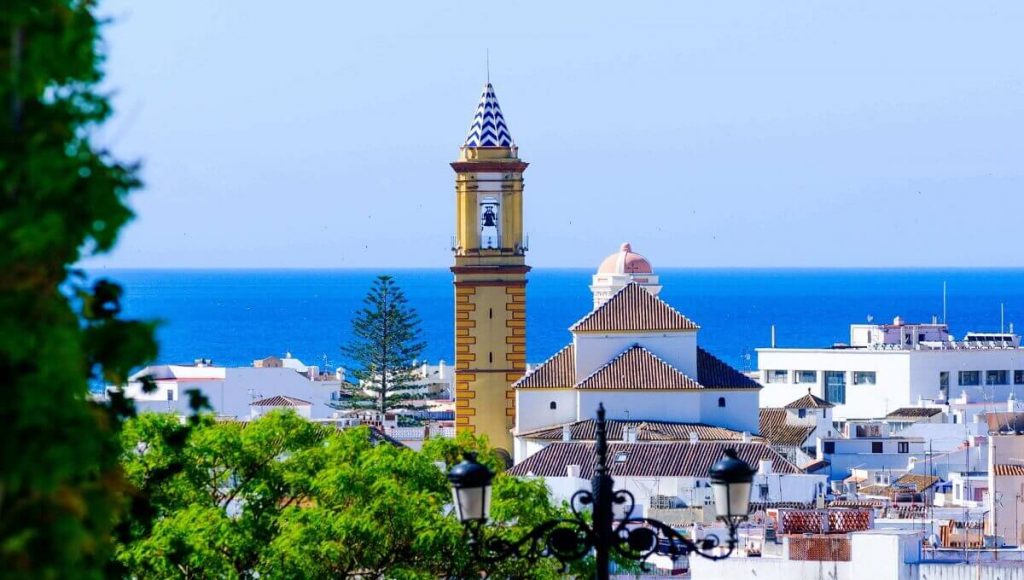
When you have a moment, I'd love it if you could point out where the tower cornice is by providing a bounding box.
[450,160,529,173]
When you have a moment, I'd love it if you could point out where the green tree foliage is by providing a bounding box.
[0,1,157,575]
[341,275,427,414]
[117,412,587,578]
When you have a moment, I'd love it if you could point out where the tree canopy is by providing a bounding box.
[116,411,591,579]
[341,275,428,414]
[1,1,157,575]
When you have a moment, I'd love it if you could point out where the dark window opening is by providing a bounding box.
[823,441,835,454]
[488,352,493,363]
[871,441,884,454]
[549,401,557,410]
[898,442,909,453]
[717,397,726,408]
[488,307,493,319]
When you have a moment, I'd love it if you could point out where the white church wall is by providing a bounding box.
[574,331,698,380]
[699,390,760,433]
[576,390,703,423]
[514,389,576,433]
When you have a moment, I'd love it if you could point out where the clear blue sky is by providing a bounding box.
[88,1,1024,269]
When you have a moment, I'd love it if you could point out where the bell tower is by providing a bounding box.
[451,82,529,454]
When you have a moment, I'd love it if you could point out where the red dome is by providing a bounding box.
[597,243,653,275]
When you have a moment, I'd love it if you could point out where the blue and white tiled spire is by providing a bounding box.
[464,83,514,147]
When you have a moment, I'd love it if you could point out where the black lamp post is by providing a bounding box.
[447,403,756,579]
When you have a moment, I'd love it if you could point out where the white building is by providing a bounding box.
[759,391,840,466]
[110,362,343,419]
[987,434,1024,547]
[758,317,1024,420]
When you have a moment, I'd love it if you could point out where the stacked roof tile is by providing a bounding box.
[250,395,312,407]
[696,348,762,389]
[885,407,942,419]
[517,419,751,442]
[785,392,834,409]
[507,441,797,478]
[577,345,701,390]
[994,464,1024,476]
[513,344,575,389]
[759,408,815,448]
[570,283,699,333]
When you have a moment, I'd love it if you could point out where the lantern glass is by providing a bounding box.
[712,480,752,522]
[452,485,492,523]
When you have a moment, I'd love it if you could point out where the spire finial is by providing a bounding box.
[486,49,490,84]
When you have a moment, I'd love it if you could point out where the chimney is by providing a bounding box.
[421,362,428,377]
[689,432,699,445]
[438,360,446,380]
[562,424,572,442]
[566,464,581,478]
[742,431,752,444]
[758,459,772,475]
[623,425,637,443]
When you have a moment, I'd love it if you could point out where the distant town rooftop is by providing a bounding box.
[757,316,1021,351]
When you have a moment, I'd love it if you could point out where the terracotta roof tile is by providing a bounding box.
[250,395,312,407]
[513,344,575,389]
[759,408,815,448]
[577,345,701,390]
[696,348,762,389]
[994,464,1024,476]
[518,419,752,442]
[985,412,1024,433]
[508,441,797,478]
[886,407,942,419]
[892,473,940,492]
[785,392,834,409]
[570,283,699,333]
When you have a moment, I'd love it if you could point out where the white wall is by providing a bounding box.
[574,331,698,380]
[758,348,1024,420]
[700,390,760,433]
[988,435,1024,546]
[514,389,576,433]
[576,390,703,423]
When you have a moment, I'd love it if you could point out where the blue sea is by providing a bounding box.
[95,269,1024,372]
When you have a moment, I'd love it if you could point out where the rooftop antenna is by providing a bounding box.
[486,49,490,83]
[1001,303,1005,334]
[942,281,947,324]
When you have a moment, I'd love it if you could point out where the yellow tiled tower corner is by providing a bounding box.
[451,82,528,454]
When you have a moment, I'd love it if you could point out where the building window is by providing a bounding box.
[958,371,980,386]
[871,441,883,454]
[758,484,769,500]
[766,370,788,384]
[795,370,817,384]
[824,371,846,404]
[940,371,950,391]
[1015,370,1024,385]
[823,441,835,454]
[549,401,557,410]
[718,397,726,408]
[853,371,876,385]
[986,370,1008,385]
[798,409,807,419]
[166,389,174,401]
[898,442,909,453]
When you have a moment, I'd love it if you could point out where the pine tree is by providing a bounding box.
[341,275,427,414]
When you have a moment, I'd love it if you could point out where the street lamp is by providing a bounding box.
[447,403,755,578]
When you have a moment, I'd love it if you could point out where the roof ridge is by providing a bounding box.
[569,282,699,333]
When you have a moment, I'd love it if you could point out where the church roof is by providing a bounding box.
[464,82,513,147]
[696,347,762,389]
[784,391,834,409]
[513,344,575,389]
[517,419,754,442]
[577,345,701,390]
[507,441,798,478]
[570,283,699,333]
